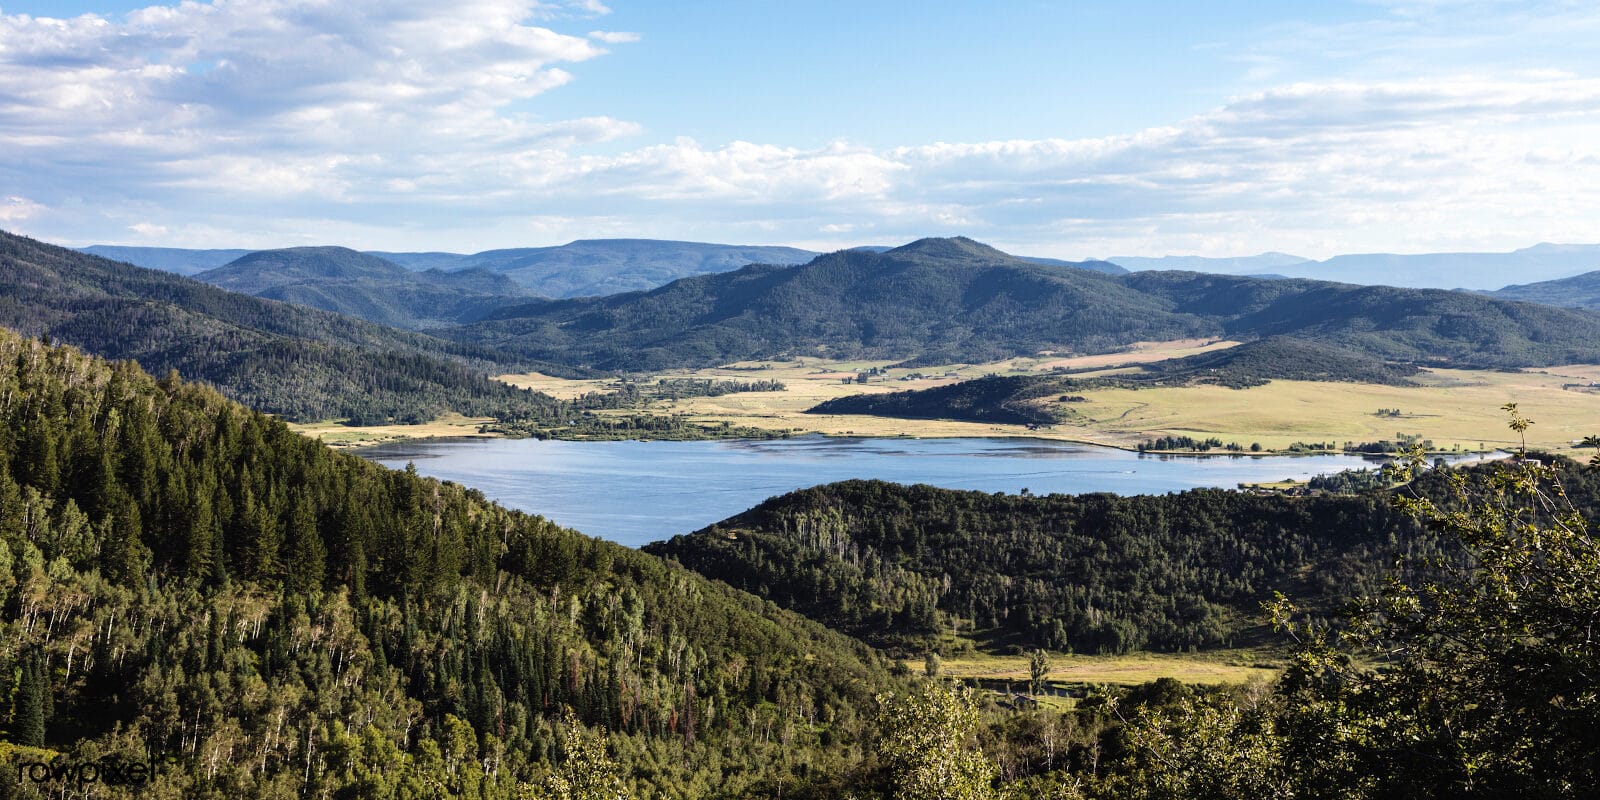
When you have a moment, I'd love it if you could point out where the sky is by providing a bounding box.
[1,0,1598,258]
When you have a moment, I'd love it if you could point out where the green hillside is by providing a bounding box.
[198,246,528,329]
[0,328,892,797]
[453,237,1213,371]
[448,238,1600,372]
[646,478,1441,652]
[1490,270,1600,309]
[0,230,555,423]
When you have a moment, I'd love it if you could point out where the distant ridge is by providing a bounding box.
[1,230,557,422]
[197,246,529,329]
[1107,252,1311,273]
[79,245,253,275]
[450,236,1209,370]
[1488,270,1600,310]
[1109,245,1600,289]
[445,236,1600,371]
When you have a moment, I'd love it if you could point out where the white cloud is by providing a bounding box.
[0,196,44,221]
[2,4,1598,259]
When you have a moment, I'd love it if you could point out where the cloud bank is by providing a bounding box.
[1,2,1598,257]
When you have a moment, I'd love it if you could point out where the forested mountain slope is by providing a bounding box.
[1490,270,1600,310]
[0,329,892,797]
[1120,271,1600,367]
[0,230,559,422]
[452,237,1216,371]
[448,237,1600,371]
[78,245,252,275]
[452,238,820,297]
[648,469,1600,654]
[197,246,528,329]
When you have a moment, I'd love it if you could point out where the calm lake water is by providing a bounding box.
[357,436,1450,548]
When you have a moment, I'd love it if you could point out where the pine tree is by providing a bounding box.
[14,656,47,747]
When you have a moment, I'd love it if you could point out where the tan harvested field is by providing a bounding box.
[941,650,1281,687]
[287,413,497,448]
[497,351,1600,453]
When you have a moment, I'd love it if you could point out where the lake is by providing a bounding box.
[357,436,1460,547]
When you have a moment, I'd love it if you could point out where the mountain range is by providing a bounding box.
[196,246,529,329]
[1111,244,1600,290]
[0,230,562,423]
[445,236,1600,371]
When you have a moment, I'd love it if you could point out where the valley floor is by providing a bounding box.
[495,342,1600,455]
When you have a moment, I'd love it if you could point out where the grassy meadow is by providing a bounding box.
[497,344,1600,454]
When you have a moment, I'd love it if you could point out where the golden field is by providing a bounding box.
[497,344,1600,454]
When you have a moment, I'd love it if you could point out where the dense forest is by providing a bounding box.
[2,327,1597,797]
[649,466,1600,654]
[1490,269,1600,310]
[809,337,1420,426]
[0,327,899,798]
[444,237,1600,371]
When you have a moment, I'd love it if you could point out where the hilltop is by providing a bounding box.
[447,237,1600,371]
[0,327,892,796]
[198,246,528,328]
[1490,270,1600,310]
[0,229,558,422]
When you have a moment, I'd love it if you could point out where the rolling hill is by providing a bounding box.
[78,244,253,275]
[645,474,1486,652]
[448,238,820,297]
[445,237,1600,371]
[0,229,560,422]
[197,246,528,329]
[449,237,1216,371]
[0,326,892,796]
[1109,245,1600,289]
[1489,270,1600,310]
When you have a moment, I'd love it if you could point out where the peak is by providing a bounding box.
[884,237,1014,260]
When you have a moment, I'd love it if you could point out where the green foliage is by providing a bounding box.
[1268,436,1600,797]
[0,327,893,797]
[874,683,997,800]
[541,711,628,800]
[1028,650,1050,697]
[649,479,1450,653]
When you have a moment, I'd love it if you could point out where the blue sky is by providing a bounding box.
[2,0,1598,258]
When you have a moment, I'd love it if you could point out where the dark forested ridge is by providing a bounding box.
[0,230,569,423]
[809,375,1065,426]
[648,470,1599,654]
[0,328,893,797]
[809,337,1421,426]
[1121,270,1600,366]
[451,237,1218,371]
[78,246,253,276]
[197,246,529,329]
[1489,269,1600,310]
[445,237,1600,371]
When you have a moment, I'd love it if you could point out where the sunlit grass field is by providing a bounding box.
[498,346,1600,454]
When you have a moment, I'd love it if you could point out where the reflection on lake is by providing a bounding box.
[358,436,1470,548]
